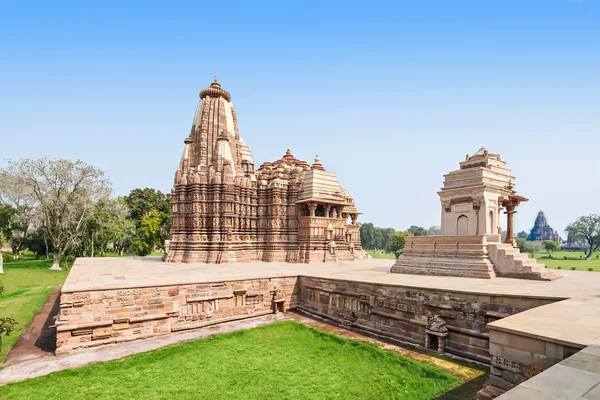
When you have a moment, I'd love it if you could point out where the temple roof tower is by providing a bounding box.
[175,78,255,186]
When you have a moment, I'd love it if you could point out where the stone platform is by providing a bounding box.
[58,257,600,398]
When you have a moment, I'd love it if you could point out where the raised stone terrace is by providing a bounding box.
[59,257,600,399]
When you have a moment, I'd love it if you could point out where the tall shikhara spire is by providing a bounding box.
[165,79,366,264]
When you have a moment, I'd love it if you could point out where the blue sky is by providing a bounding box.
[1,1,598,236]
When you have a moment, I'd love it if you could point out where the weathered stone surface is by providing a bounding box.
[56,277,298,355]
[391,148,559,281]
[165,79,366,264]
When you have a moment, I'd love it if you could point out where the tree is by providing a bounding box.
[0,285,17,350]
[542,240,560,256]
[380,228,395,250]
[523,241,543,258]
[426,226,441,236]
[132,209,163,256]
[84,197,135,257]
[516,237,527,254]
[0,158,111,270]
[407,225,427,236]
[124,188,170,228]
[565,214,600,260]
[0,179,34,260]
[359,223,376,250]
[385,231,414,258]
[517,231,528,239]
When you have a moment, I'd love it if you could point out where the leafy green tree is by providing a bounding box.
[516,237,527,253]
[517,231,528,239]
[565,214,600,260]
[84,197,135,257]
[124,188,170,228]
[385,231,414,258]
[0,285,17,351]
[133,209,163,256]
[407,225,427,236]
[524,241,543,258]
[373,229,384,250]
[542,240,560,255]
[359,223,376,250]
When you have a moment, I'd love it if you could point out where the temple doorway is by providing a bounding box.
[457,215,469,236]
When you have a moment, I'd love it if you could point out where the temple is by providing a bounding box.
[164,79,366,263]
[391,147,560,280]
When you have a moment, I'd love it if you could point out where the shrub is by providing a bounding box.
[564,256,567,260]
[2,252,14,263]
[557,266,562,269]
[596,255,599,260]
[588,268,594,271]
[571,267,577,270]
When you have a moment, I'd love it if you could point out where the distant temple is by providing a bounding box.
[164,79,366,263]
[527,211,562,244]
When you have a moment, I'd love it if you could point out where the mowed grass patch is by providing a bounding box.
[0,258,69,362]
[535,257,600,271]
[367,250,397,259]
[0,321,461,400]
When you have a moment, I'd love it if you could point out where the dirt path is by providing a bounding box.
[3,287,60,366]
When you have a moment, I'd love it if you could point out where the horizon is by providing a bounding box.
[1,1,598,237]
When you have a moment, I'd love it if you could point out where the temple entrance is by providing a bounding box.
[457,215,469,236]
[427,334,439,351]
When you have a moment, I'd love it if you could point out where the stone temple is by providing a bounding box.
[164,79,366,264]
[54,123,600,400]
[391,147,559,280]
[527,211,562,244]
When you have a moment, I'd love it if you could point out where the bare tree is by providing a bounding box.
[1,158,111,270]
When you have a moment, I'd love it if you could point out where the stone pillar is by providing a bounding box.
[504,206,516,246]
[351,214,357,225]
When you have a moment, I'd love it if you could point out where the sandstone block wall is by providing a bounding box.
[487,328,581,392]
[297,277,556,362]
[56,277,298,355]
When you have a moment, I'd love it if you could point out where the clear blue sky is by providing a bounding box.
[1,1,598,236]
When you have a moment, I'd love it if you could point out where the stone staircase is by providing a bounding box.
[487,242,561,281]
[476,385,506,400]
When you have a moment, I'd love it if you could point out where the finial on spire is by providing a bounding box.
[214,76,218,83]
[314,155,320,164]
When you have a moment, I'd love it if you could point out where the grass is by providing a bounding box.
[367,250,397,259]
[533,251,600,271]
[0,256,69,362]
[0,321,462,400]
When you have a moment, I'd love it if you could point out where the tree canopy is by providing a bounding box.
[1,158,111,269]
[565,214,600,260]
[385,231,413,258]
[542,240,560,255]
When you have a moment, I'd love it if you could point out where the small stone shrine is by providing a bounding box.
[392,147,559,280]
[164,79,366,263]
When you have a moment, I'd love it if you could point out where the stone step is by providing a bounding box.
[477,385,506,400]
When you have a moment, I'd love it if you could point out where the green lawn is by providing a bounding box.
[367,250,397,259]
[0,321,461,400]
[534,251,600,271]
[0,257,69,362]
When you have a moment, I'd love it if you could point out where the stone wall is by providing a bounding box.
[487,328,581,393]
[56,277,298,355]
[296,276,556,363]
